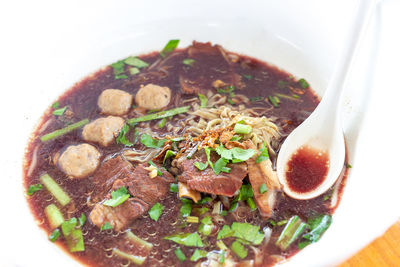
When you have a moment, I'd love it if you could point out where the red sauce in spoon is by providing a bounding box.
[286,146,329,194]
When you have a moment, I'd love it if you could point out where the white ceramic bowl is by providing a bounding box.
[1,0,400,266]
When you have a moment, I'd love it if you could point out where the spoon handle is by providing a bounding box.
[322,0,376,111]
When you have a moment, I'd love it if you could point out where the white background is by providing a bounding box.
[0,0,399,266]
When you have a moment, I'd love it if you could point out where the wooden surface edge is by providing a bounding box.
[338,220,400,267]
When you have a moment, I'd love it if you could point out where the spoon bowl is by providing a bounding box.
[276,0,375,200]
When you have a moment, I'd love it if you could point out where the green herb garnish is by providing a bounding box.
[101,222,113,231]
[164,150,176,164]
[140,133,167,148]
[233,123,252,134]
[256,144,269,163]
[164,232,204,247]
[231,222,264,245]
[148,202,164,221]
[128,106,190,124]
[129,67,140,75]
[198,93,208,108]
[180,201,192,217]
[116,124,134,147]
[49,229,61,242]
[194,161,208,171]
[170,183,179,193]
[213,158,230,175]
[276,215,307,250]
[231,240,248,259]
[40,118,89,142]
[174,248,186,262]
[249,96,263,102]
[183,58,195,66]
[53,106,67,116]
[298,78,309,89]
[103,187,130,207]
[124,56,149,68]
[160,39,180,58]
[148,160,163,176]
[243,74,252,80]
[268,95,280,108]
[27,184,42,195]
[198,197,212,204]
[190,249,208,261]
[52,102,60,109]
[79,213,86,227]
[217,225,234,240]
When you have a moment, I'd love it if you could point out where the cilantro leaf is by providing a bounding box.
[231,222,264,245]
[164,232,204,247]
[230,147,256,161]
[194,161,208,171]
[190,249,208,261]
[231,240,248,259]
[116,124,134,147]
[103,187,130,207]
[217,225,234,240]
[213,158,230,175]
[148,203,164,221]
[101,222,113,231]
[256,145,269,163]
[140,133,167,148]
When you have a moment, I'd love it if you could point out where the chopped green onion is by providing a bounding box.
[44,204,65,229]
[204,147,213,168]
[216,86,235,97]
[52,102,60,109]
[198,93,208,108]
[227,98,235,105]
[220,251,226,263]
[128,106,190,124]
[164,150,176,164]
[170,183,179,193]
[186,216,199,223]
[101,222,113,231]
[216,240,228,250]
[183,58,195,66]
[40,174,71,206]
[103,187,130,207]
[268,96,280,108]
[268,220,277,227]
[243,74,252,80]
[79,213,86,226]
[230,135,242,141]
[276,215,307,250]
[231,240,247,259]
[180,201,192,217]
[249,96,263,102]
[259,183,268,194]
[347,163,352,168]
[52,106,67,116]
[233,123,252,134]
[246,198,257,211]
[129,67,140,75]
[62,218,85,252]
[190,249,208,261]
[228,201,239,212]
[124,56,149,68]
[277,219,288,226]
[198,197,212,204]
[274,93,302,101]
[174,248,186,262]
[140,134,167,148]
[238,184,254,201]
[298,78,309,89]
[256,144,270,163]
[27,183,42,195]
[113,248,146,265]
[193,207,209,216]
[158,118,167,128]
[40,118,89,142]
[126,231,153,251]
[49,229,61,242]
[148,203,164,221]
[116,124,134,147]
[160,39,180,58]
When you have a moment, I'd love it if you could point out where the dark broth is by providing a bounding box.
[23,42,348,267]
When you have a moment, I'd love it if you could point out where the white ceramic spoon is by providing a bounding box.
[276,0,375,200]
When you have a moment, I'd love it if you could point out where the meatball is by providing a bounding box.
[82,116,125,146]
[135,84,171,110]
[98,89,133,115]
[58,144,101,178]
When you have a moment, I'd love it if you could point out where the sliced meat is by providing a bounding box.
[124,164,175,204]
[244,140,281,218]
[90,156,135,202]
[89,161,175,231]
[57,143,101,178]
[177,152,247,197]
[135,84,171,110]
[82,116,125,146]
[90,198,148,232]
[98,89,133,116]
